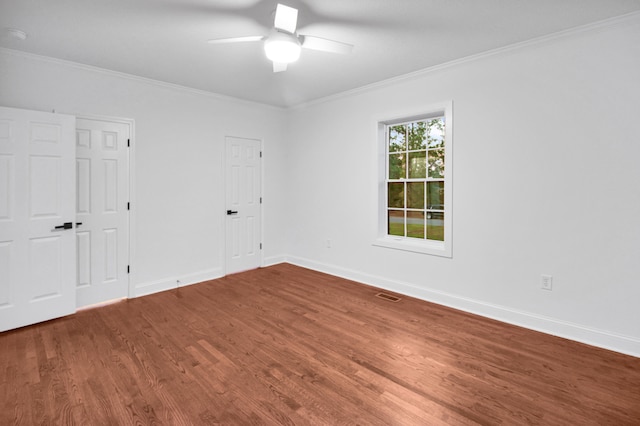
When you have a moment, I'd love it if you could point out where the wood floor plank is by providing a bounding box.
[1,263,639,425]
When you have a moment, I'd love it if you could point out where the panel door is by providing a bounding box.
[225,137,262,274]
[0,106,76,332]
[75,118,129,307]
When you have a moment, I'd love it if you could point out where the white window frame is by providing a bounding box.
[373,101,453,257]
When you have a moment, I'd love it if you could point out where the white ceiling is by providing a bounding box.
[2,0,640,108]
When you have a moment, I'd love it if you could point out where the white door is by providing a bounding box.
[225,136,262,274]
[0,106,76,332]
[75,118,129,307]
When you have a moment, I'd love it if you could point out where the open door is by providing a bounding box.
[0,106,77,332]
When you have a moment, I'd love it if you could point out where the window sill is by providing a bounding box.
[373,236,451,258]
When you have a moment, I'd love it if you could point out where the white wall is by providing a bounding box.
[0,49,289,295]
[283,16,640,356]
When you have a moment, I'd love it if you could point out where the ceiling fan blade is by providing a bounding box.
[301,35,354,55]
[274,4,298,34]
[208,36,264,45]
[273,62,288,73]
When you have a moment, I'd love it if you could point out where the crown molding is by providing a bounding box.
[290,10,640,110]
[0,47,285,112]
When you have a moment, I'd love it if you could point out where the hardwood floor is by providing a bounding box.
[1,263,639,425]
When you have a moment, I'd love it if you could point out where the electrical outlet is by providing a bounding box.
[541,275,553,291]
[326,239,332,248]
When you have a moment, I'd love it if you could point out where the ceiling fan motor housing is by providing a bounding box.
[264,30,301,63]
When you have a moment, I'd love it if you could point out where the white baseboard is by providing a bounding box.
[285,255,640,358]
[133,267,224,298]
[263,255,287,267]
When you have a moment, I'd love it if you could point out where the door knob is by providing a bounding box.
[54,222,73,230]
[227,210,238,215]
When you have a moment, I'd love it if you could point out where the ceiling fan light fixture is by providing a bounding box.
[264,32,301,64]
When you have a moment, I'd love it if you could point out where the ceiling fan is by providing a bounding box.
[208,3,354,73]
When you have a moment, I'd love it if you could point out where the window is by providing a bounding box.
[375,102,452,257]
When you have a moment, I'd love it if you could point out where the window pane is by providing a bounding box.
[427,118,445,148]
[389,153,406,179]
[388,182,404,208]
[388,210,405,236]
[380,107,450,252]
[389,125,406,152]
[407,211,425,239]
[408,122,427,150]
[427,181,444,210]
[408,151,426,179]
[428,149,445,179]
[407,182,425,209]
[427,211,444,241]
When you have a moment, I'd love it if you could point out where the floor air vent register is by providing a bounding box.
[375,292,401,302]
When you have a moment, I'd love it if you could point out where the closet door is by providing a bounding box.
[75,118,130,307]
[0,106,76,332]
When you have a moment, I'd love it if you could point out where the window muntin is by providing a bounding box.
[386,117,445,242]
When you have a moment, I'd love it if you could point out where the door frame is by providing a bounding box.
[76,114,135,300]
[223,135,264,276]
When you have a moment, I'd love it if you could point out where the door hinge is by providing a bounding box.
[260,243,262,250]
[127,265,130,274]
[127,202,130,210]
[260,197,262,204]
[127,139,130,147]
[260,151,262,158]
